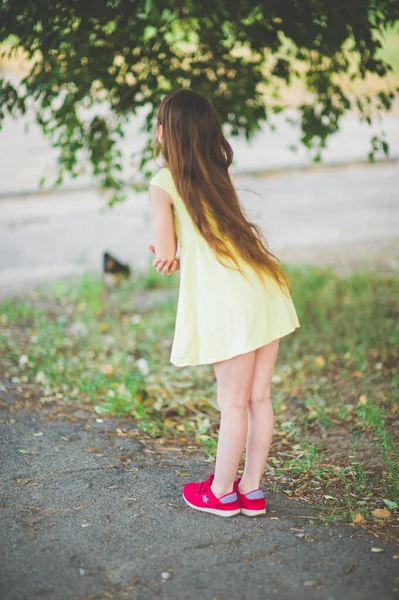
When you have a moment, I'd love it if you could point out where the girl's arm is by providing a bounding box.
[149,184,178,264]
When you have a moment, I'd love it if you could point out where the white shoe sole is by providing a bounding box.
[240,508,267,517]
[182,494,240,517]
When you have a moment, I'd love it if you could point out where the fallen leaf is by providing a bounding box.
[371,547,384,553]
[353,513,366,524]
[358,394,368,405]
[264,544,279,556]
[372,508,391,519]
[100,364,115,377]
[344,562,358,574]
[314,356,325,368]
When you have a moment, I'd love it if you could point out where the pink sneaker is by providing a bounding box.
[234,477,266,517]
[182,473,240,517]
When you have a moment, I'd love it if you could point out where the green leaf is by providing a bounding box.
[381,141,389,156]
[383,499,398,510]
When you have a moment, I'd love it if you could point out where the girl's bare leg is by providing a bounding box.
[238,338,280,495]
[210,350,256,498]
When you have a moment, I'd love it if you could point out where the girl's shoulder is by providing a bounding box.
[149,166,175,195]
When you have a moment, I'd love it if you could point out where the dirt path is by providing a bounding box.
[1,355,399,600]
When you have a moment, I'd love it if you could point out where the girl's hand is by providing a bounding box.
[149,245,180,275]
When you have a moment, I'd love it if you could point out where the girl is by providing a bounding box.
[148,89,300,517]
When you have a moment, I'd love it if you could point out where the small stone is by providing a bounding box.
[161,571,171,580]
[19,354,29,367]
[136,358,150,376]
[35,371,47,384]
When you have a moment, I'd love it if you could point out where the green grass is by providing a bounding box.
[1,263,398,526]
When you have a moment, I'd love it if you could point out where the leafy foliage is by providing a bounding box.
[0,1,398,202]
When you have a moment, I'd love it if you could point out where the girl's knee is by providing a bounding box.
[249,387,272,407]
[216,388,251,411]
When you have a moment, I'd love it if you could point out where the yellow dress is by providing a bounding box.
[150,167,300,367]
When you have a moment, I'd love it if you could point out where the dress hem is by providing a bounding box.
[170,323,301,367]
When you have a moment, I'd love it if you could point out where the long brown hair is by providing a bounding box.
[153,89,292,294]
